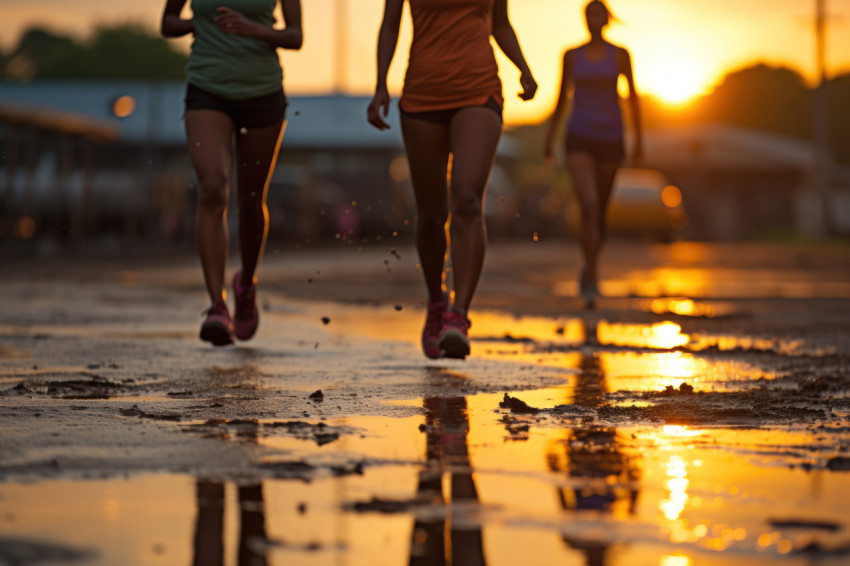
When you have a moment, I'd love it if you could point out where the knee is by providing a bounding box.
[451,189,483,223]
[196,172,228,211]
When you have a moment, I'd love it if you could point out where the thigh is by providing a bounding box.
[234,118,286,198]
[185,109,234,183]
[400,117,451,215]
[447,107,502,199]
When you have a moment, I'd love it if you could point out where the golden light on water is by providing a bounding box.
[598,321,689,350]
[660,455,688,520]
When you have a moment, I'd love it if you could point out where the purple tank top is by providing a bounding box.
[567,44,623,141]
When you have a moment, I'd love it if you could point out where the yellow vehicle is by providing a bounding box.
[568,167,687,241]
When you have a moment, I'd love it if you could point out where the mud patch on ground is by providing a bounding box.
[0,536,94,564]
[499,378,847,428]
[3,374,135,400]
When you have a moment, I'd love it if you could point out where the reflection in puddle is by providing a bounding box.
[597,320,690,350]
[3,315,848,564]
[4,367,849,565]
[555,267,850,299]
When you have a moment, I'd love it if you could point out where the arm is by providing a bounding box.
[492,0,537,101]
[367,0,405,130]
[161,0,194,38]
[543,50,572,163]
[213,0,303,50]
[619,47,643,164]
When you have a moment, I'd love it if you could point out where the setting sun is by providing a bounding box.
[640,56,706,105]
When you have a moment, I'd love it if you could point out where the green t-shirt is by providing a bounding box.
[187,0,283,100]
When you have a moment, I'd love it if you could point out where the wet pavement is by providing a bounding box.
[1,240,849,565]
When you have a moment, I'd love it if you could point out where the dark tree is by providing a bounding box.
[3,24,188,81]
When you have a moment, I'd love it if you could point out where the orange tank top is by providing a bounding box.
[400,0,503,113]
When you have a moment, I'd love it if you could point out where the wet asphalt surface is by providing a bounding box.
[1,240,849,565]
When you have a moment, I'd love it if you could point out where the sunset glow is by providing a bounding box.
[641,57,707,105]
[2,0,850,124]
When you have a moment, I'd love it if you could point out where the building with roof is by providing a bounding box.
[0,80,520,244]
[642,124,848,239]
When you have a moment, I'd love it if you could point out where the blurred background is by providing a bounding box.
[1,0,849,255]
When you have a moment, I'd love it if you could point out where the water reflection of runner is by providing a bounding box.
[543,1,643,304]
[161,0,302,346]
[191,419,269,566]
[547,318,640,565]
[411,369,486,565]
[192,480,269,566]
[368,0,537,360]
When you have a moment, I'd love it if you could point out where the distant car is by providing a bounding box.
[568,167,687,241]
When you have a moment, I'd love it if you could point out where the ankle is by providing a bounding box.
[238,271,256,289]
[428,292,447,305]
[449,306,468,319]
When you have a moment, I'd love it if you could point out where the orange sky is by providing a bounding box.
[3,0,850,124]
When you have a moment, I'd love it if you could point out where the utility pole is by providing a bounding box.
[813,0,833,236]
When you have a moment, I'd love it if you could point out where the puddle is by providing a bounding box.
[2,254,849,565]
[2,389,849,565]
[552,267,850,299]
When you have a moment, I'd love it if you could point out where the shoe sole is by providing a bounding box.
[200,321,234,346]
[438,329,470,359]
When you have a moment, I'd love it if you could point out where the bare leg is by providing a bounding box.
[234,118,286,286]
[447,107,502,313]
[400,117,451,303]
[567,152,601,284]
[595,160,620,251]
[186,110,234,305]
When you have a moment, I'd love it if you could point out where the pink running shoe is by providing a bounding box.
[232,270,259,341]
[421,297,448,359]
[200,302,234,346]
[438,309,471,359]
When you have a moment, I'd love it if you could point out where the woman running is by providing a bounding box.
[543,0,643,301]
[161,0,302,345]
[368,0,537,359]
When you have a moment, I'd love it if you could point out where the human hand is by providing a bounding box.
[215,7,261,37]
[518,70,537,101]
[367,86,391,130]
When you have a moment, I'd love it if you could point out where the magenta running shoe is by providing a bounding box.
[200,302,234,346]
[438,309,471,359]
[232,270,259,340]
[421,297,448,359]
